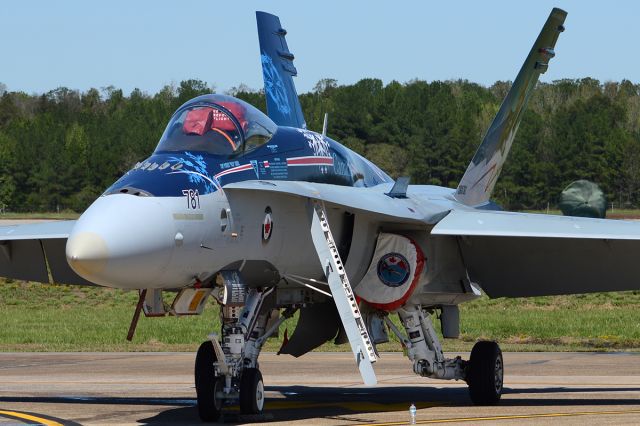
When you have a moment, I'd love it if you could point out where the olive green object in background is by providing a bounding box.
[559,180,607,218]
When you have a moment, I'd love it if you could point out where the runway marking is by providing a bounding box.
[0,409,64,426]
[366,408,640,425]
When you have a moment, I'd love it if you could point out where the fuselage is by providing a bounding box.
[65,94,459,290]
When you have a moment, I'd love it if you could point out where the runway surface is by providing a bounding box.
[0,352,638,425]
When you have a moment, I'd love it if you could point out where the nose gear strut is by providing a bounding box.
[195,270,297,421]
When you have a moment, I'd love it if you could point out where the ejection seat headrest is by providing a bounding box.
[183,108,213,135]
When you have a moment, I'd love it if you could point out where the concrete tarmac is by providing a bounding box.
[0,352,638,425]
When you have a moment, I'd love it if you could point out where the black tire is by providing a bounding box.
[239,368,265,414]
[467,341,503,405]
[195,341,223,422]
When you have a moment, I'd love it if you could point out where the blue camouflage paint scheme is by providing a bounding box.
[167,152,219,194]
[256,12,306,129]
[105,124,392,198]
[261,53,291,116]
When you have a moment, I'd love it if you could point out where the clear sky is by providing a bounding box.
[2,0,638,96]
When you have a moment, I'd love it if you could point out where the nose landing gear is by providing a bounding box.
[195,341,267,421]
[240,368,265,414]
[195,341,224,421]
[194,272,296,422]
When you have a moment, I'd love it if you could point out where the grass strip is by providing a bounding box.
[1,282,638,352]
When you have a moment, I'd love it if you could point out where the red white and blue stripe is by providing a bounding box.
[286,156,334,167]
[214,163,255,180]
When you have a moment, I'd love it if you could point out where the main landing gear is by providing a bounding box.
[467,340,503,405]
[387,304,504,405]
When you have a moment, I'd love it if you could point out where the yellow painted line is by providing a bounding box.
[0,409,64,426]
[366,409,640,425]
[0,381,194,384]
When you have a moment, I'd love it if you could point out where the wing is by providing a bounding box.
[431,210,640,297]
[256,11,306,128]
[223,180,443,225]
[0,220,93,286]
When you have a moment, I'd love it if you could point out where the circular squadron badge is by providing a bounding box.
[376,253,411,287]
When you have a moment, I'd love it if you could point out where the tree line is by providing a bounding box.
[0,77,638,212]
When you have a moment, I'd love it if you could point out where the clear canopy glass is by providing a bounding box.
[155,94,277,156]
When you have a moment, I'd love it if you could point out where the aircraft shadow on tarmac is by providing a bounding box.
[1,385,638,425]
[138,385,640,424]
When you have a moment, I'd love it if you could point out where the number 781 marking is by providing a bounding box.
[182,189,201,209]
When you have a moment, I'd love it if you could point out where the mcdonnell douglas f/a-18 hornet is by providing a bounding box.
[2,8,639,421]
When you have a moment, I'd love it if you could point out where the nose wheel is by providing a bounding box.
[466,341,504,405]
[195,282,279,420]
[240,367,265,414]
[195,341,224,422]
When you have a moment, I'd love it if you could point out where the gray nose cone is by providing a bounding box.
[66,231,109,279]
[66,195,174,288]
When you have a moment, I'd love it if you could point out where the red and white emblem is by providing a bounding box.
[355,233,425,311]
[262,211,273,241]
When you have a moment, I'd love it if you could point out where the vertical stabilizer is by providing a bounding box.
[455,8,567,206]
[256,11,306,129]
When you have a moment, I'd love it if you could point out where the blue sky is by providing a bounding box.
[2,1,639,95]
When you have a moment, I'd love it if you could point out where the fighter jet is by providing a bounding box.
[1,7,638,421]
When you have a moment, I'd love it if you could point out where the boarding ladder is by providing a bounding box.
[309,200,377,385]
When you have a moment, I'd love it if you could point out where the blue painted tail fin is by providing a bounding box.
[256,11,306,129]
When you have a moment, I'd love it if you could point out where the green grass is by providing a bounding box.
[0,212,80,220]
[456,293,640,351]
[0,281,638,352]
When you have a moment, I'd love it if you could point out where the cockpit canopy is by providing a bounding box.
[155,94,277,156]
